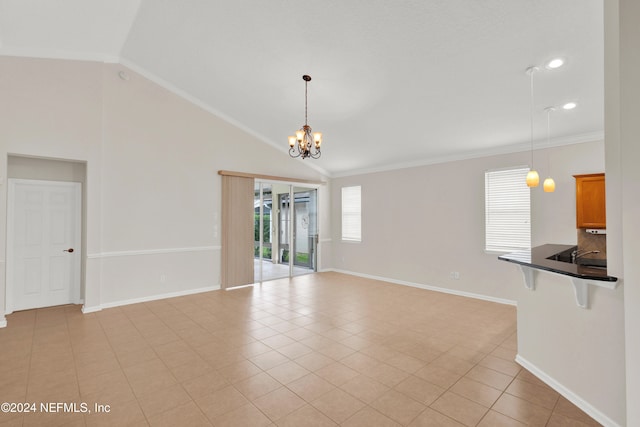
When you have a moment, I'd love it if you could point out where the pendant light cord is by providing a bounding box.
[547,108,551,145]
[305,80,308,126]
[530,68,535,168]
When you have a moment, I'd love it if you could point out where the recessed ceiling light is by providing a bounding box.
[546,58,565,69]
[118,70,130,81]
[562,102,577,110]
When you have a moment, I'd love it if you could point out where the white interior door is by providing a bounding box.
[7,179,81,313]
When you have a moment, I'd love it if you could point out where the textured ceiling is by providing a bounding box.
[0,0,604,177]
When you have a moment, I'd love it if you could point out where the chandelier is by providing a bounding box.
[288,75,322,159]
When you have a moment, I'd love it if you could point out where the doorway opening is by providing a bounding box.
[5,155,86,315]
[254,181,318,282]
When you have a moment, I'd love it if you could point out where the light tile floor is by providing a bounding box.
[0,272,602,426]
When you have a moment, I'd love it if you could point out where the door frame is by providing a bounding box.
[6,178,82,314]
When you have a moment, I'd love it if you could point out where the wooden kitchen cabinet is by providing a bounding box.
[574,173,606,229]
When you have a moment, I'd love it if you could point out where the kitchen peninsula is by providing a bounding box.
[499,244,618,308]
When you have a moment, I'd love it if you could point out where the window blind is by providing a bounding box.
[342,186,361,242]
[485,167,531,252]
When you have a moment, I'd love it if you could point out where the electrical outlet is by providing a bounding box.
[160,274,166,283]
[450,272,460,280]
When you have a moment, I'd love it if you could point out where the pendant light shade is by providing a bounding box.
[526,170,540,187]
[543,177,556,192]
[526,66,539,188]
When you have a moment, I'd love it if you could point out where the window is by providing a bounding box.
[342,186,361,242]
[485,167,530,252]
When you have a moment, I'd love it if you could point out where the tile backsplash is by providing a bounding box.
[577,229,607,260]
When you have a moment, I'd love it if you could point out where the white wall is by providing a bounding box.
[620,1,640,423]
[330,140,626,425]
[606,0,640,425]
[0,56,328,317]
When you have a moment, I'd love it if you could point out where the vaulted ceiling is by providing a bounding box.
[0,0,604,177]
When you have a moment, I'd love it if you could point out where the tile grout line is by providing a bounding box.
[94,307,151,426]
[20,310,38,427]
[161,296,284,426]
[64,306,86,426]
[128,302,214,426]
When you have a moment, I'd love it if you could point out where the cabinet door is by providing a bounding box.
[575,174,606,228]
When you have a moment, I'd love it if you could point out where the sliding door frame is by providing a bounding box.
[219,170,325,286]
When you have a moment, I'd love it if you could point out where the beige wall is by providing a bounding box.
[0,56,328,315]
[330,140,626,425]
[0,57,104,314]
[331,141,603,301]
[2,18,636,422]
[8,156,87,182]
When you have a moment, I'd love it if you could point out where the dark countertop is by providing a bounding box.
[498,244,618,282]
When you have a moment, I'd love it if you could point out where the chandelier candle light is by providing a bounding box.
[526,66,540,187]
[288,75,322,159]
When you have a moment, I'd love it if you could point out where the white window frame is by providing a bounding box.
[485,166,531,253]
[341,186,361,242]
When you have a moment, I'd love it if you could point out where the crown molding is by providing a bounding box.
[0,47,119,63]
[0,50,603,180]
[0,49,330,178]
[331,131,604,178]
[118,57,331,178]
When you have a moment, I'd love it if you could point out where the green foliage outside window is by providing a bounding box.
[254,213,272,258]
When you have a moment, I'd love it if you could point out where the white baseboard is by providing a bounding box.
[81,305,102,314]
[323,268,517,306]
[83,285,222,313]
[515,355,621,427]
[0,316,6,328]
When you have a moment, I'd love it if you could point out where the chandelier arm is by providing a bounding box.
[289,147,301,158]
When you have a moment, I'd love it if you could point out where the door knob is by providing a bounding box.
[63,248,74,253]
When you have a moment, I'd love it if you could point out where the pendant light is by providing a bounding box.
[543,107,556,192]
[525,66,539,187]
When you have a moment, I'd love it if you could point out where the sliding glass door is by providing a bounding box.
[292,187,317,275]
[254,181,317,282]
